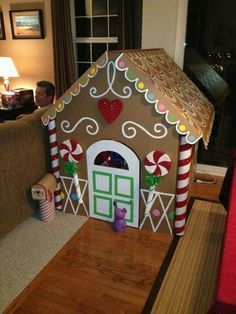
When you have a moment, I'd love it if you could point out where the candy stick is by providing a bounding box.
[60,139,83,204]
[144,151,171,215]
[145,174,161,215]
[63,161,82,203]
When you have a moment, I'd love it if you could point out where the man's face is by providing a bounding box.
[35,86,52,107]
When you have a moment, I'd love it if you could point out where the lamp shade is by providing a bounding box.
[0,57,19,91]
[0,57,19,78]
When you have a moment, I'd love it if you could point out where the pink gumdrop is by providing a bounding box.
[158,103,166,111]
[118,61,125,68]
[153,209,161,217]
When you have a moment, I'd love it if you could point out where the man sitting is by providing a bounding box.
[16,80,55,119]
[34,80,55,111]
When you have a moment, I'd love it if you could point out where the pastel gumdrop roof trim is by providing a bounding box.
[41,52,109,126]
[42,49,214,148]
[115,49,214,147]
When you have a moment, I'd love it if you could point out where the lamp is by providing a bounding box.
[0,57,19,91]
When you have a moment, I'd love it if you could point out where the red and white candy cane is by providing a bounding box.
[144,150,171,215]
[174,136,193,235]
[48,119,62,209]
[60,139,83,204]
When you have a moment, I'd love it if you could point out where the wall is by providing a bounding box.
[0,0,54,91]
[142,0,188,69]
[0,0,188,91]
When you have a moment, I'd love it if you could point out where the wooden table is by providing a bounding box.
[0,102,37,122]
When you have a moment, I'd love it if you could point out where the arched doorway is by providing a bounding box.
[86,140,140,227]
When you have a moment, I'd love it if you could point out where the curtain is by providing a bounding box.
[51,0,76,99]
[119,0,143,50]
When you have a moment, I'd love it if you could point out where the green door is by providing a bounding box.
[87,140,139,227]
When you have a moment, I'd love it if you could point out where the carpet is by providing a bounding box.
[151,200,227,314]
[0,211,88,313]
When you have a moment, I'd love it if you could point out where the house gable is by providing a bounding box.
[42,49,214,148]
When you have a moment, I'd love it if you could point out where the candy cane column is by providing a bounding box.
[48,119,62,210]
[174,136,193,235]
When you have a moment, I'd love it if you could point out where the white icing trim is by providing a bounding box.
[122,121,167,139]
[61,176,88,216]
[42,52,109,126]
[89,60,132,99]
[61,117,99,135]
[139,189,175,234]
[115,53,202,145]
[63,94,72,104]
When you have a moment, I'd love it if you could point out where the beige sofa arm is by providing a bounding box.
[0,113,51,238]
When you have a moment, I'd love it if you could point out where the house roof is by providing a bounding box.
[42,49,214,148]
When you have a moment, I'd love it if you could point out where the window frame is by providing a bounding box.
[70,0,119,78]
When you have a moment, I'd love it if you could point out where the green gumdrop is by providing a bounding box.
[169,211,174,220]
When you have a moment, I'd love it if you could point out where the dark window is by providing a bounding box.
[92,0,107,15]
[76,43,90,62]
[109,16,118,37]
[109,0,119,14]
[75,1,85,16]
[92,43,107,61]
[76,17,91,37]
[95,151,129,170]
[185,0,236,166]
[93,17,108,37]
[108,43,119,50]
[72,0,121,78]
[77,63,91,77]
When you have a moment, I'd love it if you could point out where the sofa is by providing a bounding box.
[0,108,51,238]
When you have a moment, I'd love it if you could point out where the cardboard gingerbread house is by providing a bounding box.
[42,49,214,235]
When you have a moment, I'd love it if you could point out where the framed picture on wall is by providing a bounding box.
[0,12,6,40]
[9,9,44,39]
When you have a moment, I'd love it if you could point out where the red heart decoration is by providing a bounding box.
[98,98,123,124]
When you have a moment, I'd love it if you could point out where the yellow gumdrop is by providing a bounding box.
[179,124,186,132]
[56,103,63,110]
[138,82,144,89]
[90,68,96,75]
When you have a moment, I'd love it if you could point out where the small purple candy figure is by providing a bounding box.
[113,201,127,232]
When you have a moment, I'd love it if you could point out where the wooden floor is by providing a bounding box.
[5,175,224,313]
[6,219,173,313]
